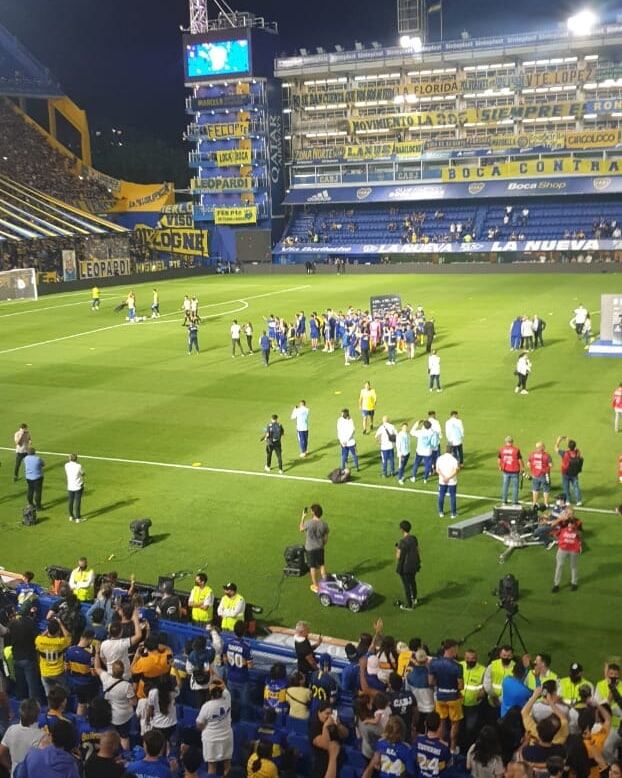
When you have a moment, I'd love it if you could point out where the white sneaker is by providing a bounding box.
[576,501,583,506]
[515,387,520,393]
[520,389,529,395]
[398,479,404,485]
[264,465,270,472]
[278,469,284,475]
[439,512,445,518]
[410,477,416,483]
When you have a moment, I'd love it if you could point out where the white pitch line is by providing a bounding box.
[0,446,614,516]
[0,285,308,355]
[0,295,118,319]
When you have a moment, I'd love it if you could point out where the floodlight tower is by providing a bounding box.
[188,0,240,33]
[397,0,427,46]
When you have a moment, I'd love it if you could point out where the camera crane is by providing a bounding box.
[484,520,542,563]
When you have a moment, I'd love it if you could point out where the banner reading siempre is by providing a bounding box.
[134,225,209,256]
[215,148,252,166]
[443,157,622,181]
[79,259,132,279]
[214,206,258,224]
[204,122,249,139]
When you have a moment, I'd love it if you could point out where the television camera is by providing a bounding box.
[484,504,543,563]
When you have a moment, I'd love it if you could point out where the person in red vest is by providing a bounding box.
[613,383,622,432]
[551,511,582,593]
[498,435,524,505]
[527,441,553,507]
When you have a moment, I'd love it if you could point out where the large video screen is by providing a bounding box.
[185,38,250,79]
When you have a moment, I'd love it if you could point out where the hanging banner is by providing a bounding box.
[191,176,253,191]
[191,94,249,110]
[522,65,596,88]
[292,86,399,108]
[108,181,174,213]
[159,212,193,228]
[134,225,209,256]
[62,250,77,282]
[214,206,258,224]
[344,142,397,160]
[476,102,584,123]
[348,109,477,133]
[460,75,523,92]
[565,128,621,148]
[215,148,252,166]
[443,157,622,181]
[294,139,426,162]
[584,98,622,115]
[408,77,461,97]
[203,122,249,139]
[79,259,132,278]
[394,140,425,157]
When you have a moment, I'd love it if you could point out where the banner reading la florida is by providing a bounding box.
[443,157,622,182]
[214,206,257,225]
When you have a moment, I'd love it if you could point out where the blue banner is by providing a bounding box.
[283,175,622,205]
[273,238,616,256]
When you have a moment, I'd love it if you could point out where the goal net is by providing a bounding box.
[0,268,38,303]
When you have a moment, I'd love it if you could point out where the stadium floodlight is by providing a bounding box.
[567,9,598,35]
[355,41,364,50]
[371,41,381,49]
[334,44,344,52]
[299,47,308,56]
[400,34,423,51]
[316,47,325,54]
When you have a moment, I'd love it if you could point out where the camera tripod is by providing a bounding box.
[460,604,528,654]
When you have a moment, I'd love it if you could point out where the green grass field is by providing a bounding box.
[1,272,621,676]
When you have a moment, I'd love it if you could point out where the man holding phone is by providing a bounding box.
[300,504,329,593]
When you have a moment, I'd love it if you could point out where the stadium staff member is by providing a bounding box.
[460,649,486,746]
[559,662,593,707]
[218,582,245,631]
[262,414,284,474]
[13,422,31,481]
[527,442,552,508]
[300,504,329,593]
[483,645,515,712]
[23,447,44,511]
[65,453,85,523]
[395,519,420,611]
[68,557,94,602]
[188,572,214,625]
[498,436,524,505]
[612,382,622,432]
[551,512,582,593]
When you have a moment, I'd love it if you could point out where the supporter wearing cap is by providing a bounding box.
[156,581,181,622]
[217,583,245,631]
[559,663,593,707]
[309,654,338,716]
[405,649,435,720]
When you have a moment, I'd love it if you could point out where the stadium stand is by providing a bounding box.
[0,100,114,213]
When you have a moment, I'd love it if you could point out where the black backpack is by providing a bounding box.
[566,451,584,477]
[22,505,37,526]
[268,422,283,445]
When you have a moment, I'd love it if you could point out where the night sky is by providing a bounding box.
[0,0,614,145]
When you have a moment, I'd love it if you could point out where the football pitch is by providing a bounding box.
[1,272,621,675]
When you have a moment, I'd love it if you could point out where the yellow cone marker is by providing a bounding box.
[192,462,202,467]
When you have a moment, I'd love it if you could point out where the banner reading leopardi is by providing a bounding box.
[79,258,132,279]
[134,225,209,256]
[443,157,622,181]
[214,206,257,224]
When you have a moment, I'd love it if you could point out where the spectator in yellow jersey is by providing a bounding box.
[151,288,160,318]
[34,618,71,695]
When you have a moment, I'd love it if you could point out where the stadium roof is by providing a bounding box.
[0,22,63,98]
[0,175,127,242]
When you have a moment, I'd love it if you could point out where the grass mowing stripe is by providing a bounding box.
[0,446,613,515]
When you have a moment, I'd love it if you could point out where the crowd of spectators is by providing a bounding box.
[1,565,621,778]
[0,100,114,213]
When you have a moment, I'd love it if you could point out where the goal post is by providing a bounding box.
[0,268,38,302]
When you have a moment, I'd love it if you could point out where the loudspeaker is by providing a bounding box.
[283,545,309,577]
[129,518,152,548]
[22,505,37,526]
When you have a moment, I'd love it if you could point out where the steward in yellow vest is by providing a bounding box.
[188,572,214,624]
[558,662,593,707]
[217,582,245,631]
[483,646,514,707]
[68,558,94,602]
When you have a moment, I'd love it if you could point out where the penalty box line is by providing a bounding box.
[0,446,614,516]
[0,284,310,355]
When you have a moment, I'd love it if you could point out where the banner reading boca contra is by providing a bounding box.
[213,206,257,224]
[443,157,622,181]
[203,122,249,139]
[215,148,252,166]
[134,225,209,256]
[348,109,477,133]
[79,258,132,279]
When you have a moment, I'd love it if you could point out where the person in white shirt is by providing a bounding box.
[445,411,465,466]
[147,675,179,744]
[94,652,136,751]
[436,445,459,519]
[337,409,359,471]
[428,350,442,392]
[190,296,199,317]
[396,423,411,485]
[230,319,245,357]
[410,420,436,482]
[196,678,233,772]
[13,423,31,482]
[0,698,43,777]
[520,316,534,350]
[427,411,442,467]
[571,304,588,336]
[99,609,143,679]
[181,295,192,325]
[291,400,310,457]
[244,322,254,353]
[375,415,397,477]
[515,351,532,395]
[64,453,84,523]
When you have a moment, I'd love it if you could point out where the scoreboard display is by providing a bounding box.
[370,294,402,319]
